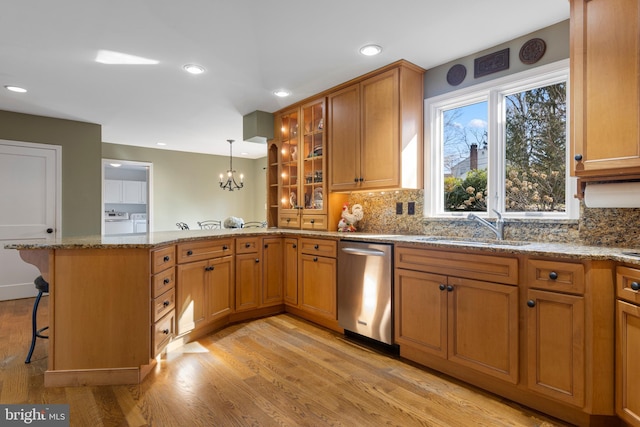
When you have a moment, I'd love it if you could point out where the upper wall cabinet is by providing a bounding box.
[571,0,640,181]
[328,61,425,192]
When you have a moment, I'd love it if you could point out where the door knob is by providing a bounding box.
[46,228,54,234]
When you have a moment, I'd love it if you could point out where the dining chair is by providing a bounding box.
[242,221,267,228]
[198,220,222,230]
[176,222,190,230]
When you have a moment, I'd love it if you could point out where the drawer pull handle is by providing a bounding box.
[163,300,170,307]
[205,266,214,271]
[310,219,315,224]
[223,245,229,250]
[527,300,536,308]
[255,258,260,263]
[163,255,170,262]
[246,243,251,248]
[549,271,558,280]
[292,244,297,248]
[162,329,170,335]
[446,285,454,292]
[439,284,446,291]
[187,250,193,256]
[264,244,268,249]
[314,244,319,250]
[632,281,640,291]
[313,257,318,262]
[574,154,583,161]
[163,278,171,285]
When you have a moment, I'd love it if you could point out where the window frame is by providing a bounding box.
[424,59,577,220]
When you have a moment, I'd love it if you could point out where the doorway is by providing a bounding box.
[0,140,61,301]
[102,159,152,235]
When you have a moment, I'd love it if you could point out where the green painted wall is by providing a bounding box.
[0,110,102,237]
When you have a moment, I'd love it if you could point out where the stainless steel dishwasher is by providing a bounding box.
[338,240,393,345]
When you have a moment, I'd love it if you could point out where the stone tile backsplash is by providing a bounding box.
[347,189,640,248]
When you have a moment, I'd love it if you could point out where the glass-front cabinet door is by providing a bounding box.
[279,109,300,228]
[301,100,325,214]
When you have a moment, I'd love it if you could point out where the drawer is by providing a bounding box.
[395,246,518,285]
[299,238,337,258]
[279,214,300,229]
[617,266,640,304]
[177,239,233,263]
[151,245,175,274]
[527,259,585,295]
[152,310,175,357]
[152,287,175,323]
[236,237,260,254]
[301,214,327,231]
[152,268,175,298]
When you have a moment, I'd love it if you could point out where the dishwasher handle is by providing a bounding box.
[340,247,386,257]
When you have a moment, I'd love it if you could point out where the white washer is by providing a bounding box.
[131,213,147,233]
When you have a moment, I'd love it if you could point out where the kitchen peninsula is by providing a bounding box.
[7,228,638,426]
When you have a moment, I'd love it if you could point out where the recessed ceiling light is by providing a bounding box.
[110,163,122,168]
[156,142,167,146]
[183,64,206,75]
[4,85,27,93]
[273,89,291,98]
[359,44,382,56]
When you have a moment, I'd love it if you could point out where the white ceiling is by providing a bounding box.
[0,0,569,159]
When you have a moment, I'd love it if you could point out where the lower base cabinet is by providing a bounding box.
[298,238,337,321]
[395,267,519,384]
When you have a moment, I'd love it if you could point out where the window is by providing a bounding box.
[425,60,577,219]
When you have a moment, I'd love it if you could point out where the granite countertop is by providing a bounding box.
[5,228,640,266]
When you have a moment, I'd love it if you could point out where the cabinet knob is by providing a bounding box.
[223,245,229,250]
[286,218,291,223]
[246,243,251,248]
[310,219,315,224]
[186,250,193,256]
[162,329,170,335]
[163,255,170,262]
[264,244,269,249]
[439,284,446,291]
[527,300,536,308]
[574,154,583,161]
[163,300,170,307]
[354,177,359,183]
[292,244,297,248]
[255,258,260,263]
[549,271,558,280]
[313,257,318,262]
[46,228,54,234]
[205,266,214,271]
[446,285,454,292]
[163,278,171,285]
[631,281,640,291]
[359,177,364,182]
[314,244,319,250]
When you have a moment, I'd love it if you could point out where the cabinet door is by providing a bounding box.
[104,179,122,203]
[176,260,208,334]
[207,256,233,321]
[571,0,640,176]
[394,268,447,358]
[360,68,400,189]
[262,237,284,306]
[328,84,360,191]
[284,238,298,305]
[122,180,143,203]
[617,300,640,425]
[526,289,585,406]
[299,254,336,320]
[447,277,519,384]
[235,252,261,312]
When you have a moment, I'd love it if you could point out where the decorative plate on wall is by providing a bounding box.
[446,64,467,86]
[519,38,546,65]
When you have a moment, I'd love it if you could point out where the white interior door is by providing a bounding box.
[0,140,60,301]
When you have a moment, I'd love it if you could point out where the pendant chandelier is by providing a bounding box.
[219,139,244,191]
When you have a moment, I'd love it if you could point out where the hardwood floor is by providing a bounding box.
[0,297,572,426]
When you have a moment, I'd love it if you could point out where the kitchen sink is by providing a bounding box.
[413,236,530,247]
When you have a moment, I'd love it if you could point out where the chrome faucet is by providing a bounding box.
[467,209,504,240]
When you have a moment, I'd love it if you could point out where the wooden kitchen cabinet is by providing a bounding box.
[329,61,424,191]
[176,239,234,335]
[150,245,176,357]
[570,0,640,180]
[283,237,298,305]
[235,236,284,312]
[294,238,338,327]
[525,259,585,407]
[395,251,519,384]
[273,99,340,230]
[616,266,640,426]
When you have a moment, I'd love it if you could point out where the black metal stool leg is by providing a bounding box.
[25,290,43,364]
